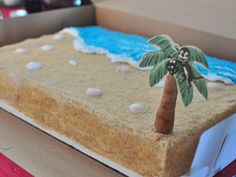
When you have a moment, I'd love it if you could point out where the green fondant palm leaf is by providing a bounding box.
[190,64,208,100]
[148,35,175,49]
[165,46,179,58]
[148,35,179,57]
[142,34,209,108]
[139,51,168,67]
[175,73,193,107]
[182,45,208,68]
[149,59,169,87]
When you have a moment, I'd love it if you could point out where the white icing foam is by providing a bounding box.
[86,88,103,97]
[204,73,233,84]
[63,27,236,85]
[63,28,141,68]
[116,65,132,73]
[41,44,55,51]
[26,62,43,70]
[62,28,79,37]
[218,72,236,79]
[53,33,65,40]
[107,53,139,68]
[211,66,236,74]
[73,37,107,54]
[69,60,78,66]
[207,82,222,90]
[129,103,145,113]
[15,48,27,54]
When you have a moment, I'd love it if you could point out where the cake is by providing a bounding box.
[0,26,235,177]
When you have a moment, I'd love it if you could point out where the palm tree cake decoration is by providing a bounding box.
[139,35,209,134]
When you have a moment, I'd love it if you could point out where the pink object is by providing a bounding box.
[0,6,25,19]
[0,153,34,177]
[214,160,236,177]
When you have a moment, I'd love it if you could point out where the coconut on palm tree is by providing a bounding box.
[139,35,208,134]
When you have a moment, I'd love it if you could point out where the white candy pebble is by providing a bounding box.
[26,62,43,70]
[86,88,103,97]
[129,103,145,113]
[69,60,78,66]
[15,48,27,54]
[53,33,65,40]
[116,65,131,73]
[207,82,222,90]
[41,44,55,51]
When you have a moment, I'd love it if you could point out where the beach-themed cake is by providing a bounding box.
[0,26,235,177]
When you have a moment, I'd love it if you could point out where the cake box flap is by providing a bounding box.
[189,113,236,177]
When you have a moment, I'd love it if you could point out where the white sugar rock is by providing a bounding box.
[26,62,43,70]
[53,33,65,40]
[41,44,55,51]
[116,65,131,73]
[69,60,78,66]
[15,48,27,54]
[129,103,145,113]
[86,88,103,97]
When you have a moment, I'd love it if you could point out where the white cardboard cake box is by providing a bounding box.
[1,0,236,63]
[0,1,236,176]
[188,113,236,177]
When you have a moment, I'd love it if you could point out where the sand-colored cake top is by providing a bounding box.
[0,32,235,145]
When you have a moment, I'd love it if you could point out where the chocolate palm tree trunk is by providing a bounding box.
[155,74,178,134]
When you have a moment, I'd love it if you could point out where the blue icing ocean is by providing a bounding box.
[73,26,156,62]
[196,56,236,84]
[70,26,236,84]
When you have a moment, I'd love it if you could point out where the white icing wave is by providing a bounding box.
[211,66,236,74]
[73,37,107,54]
[62,27,236,84]
[63,28,140,68]
[53,33,65,40]
[62,28,79,37]
[203,73,232,84]
[207,82,222,90]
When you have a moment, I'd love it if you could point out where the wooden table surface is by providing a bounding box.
[0,108,125,177]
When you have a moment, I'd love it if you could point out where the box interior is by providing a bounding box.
[1,0,236,62]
